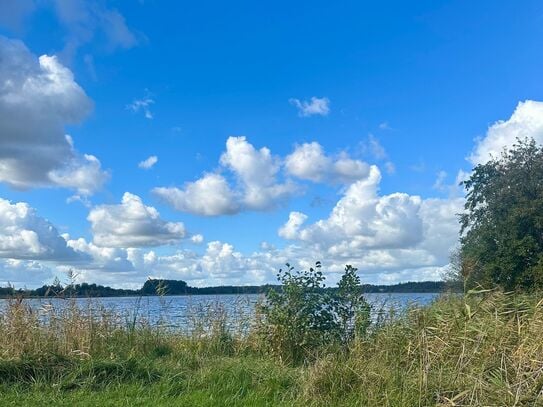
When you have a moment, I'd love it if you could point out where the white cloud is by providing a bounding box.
[138,240,281,286]
[278,212,308,240]
[469,100,543,165]
[138,155,158,170]
[49,152,110,196]
[0,197,83,261]
[0,259,53,287]
[285,142,370,184]
[220,136,298,210]
[59,239,280,288]
[4,176,462,288]
[154,137,298,216]
[190,234,204,244]
[88,192,186,248]
[66,237,135,272]
[0,36,108,195]
[153,173,240,216]
[289,96,330,117]
[127,96,154,119]
[277,165,463,283]
[282,166,424,249]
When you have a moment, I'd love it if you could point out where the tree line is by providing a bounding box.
[0,279,449,299]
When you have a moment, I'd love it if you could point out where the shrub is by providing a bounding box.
[257,262,370,364]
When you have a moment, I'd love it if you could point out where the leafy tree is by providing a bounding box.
[460,137,543,291]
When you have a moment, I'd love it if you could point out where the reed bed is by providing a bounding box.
[0,292,542,406]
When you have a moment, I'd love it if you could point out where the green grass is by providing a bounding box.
[1,292,543,406]
[0,355,298,406]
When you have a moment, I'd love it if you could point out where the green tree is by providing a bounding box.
[460,137,543,291]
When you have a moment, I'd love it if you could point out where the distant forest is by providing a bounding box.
[0,279,452,298]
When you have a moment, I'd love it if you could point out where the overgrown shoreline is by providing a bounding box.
[1,291,542,406]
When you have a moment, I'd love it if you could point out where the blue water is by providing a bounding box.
[0,292,439,331]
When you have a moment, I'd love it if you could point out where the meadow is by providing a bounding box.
[0,290,542,406]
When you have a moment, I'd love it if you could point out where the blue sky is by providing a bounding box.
[1,0,543,288]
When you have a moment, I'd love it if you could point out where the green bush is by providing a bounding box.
[257,262,371,364]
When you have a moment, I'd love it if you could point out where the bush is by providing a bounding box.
[257,262,370,364]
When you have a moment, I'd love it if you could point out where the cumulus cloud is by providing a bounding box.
[132,240,284,286]
[0,36,108,195]
[66,237,135,272]
[289,96,330,117]
[3,174,463,288]
[278,165,463,283]
[154,137,298,216]
[469,100,543,165]
[58,239,281,288]
[88,192,186,248]
[278,212,308,240]
[50,152,110,196]
[281,167,423,249]
[0,197,83,261]
[153,173,240,216]
[190,234,204,244]
[138,155,158,170]
[285,142,370,184]
[0,259,53,287]
[220,136,298,210]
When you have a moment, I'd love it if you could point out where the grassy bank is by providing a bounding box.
[0,292,542,406]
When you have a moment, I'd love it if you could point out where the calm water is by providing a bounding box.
[0,292,439,331]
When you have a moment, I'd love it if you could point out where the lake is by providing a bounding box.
[0,292,440,332]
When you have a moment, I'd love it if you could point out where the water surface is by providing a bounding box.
[0,292,440,331]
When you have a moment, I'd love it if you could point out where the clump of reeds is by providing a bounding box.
[300,291,543,406]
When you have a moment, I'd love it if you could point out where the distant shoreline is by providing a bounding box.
[0,279,456,299]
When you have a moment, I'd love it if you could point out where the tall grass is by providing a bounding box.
[0,292,543,405]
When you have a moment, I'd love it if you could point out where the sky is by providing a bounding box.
[1,0,543,288]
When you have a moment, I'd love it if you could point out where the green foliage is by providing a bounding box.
[334,265,371,342]
[257,262,371,364]
[141,279,188,295]
[460,137,543,291]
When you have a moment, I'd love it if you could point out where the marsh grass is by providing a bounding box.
[1,291,543,406]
